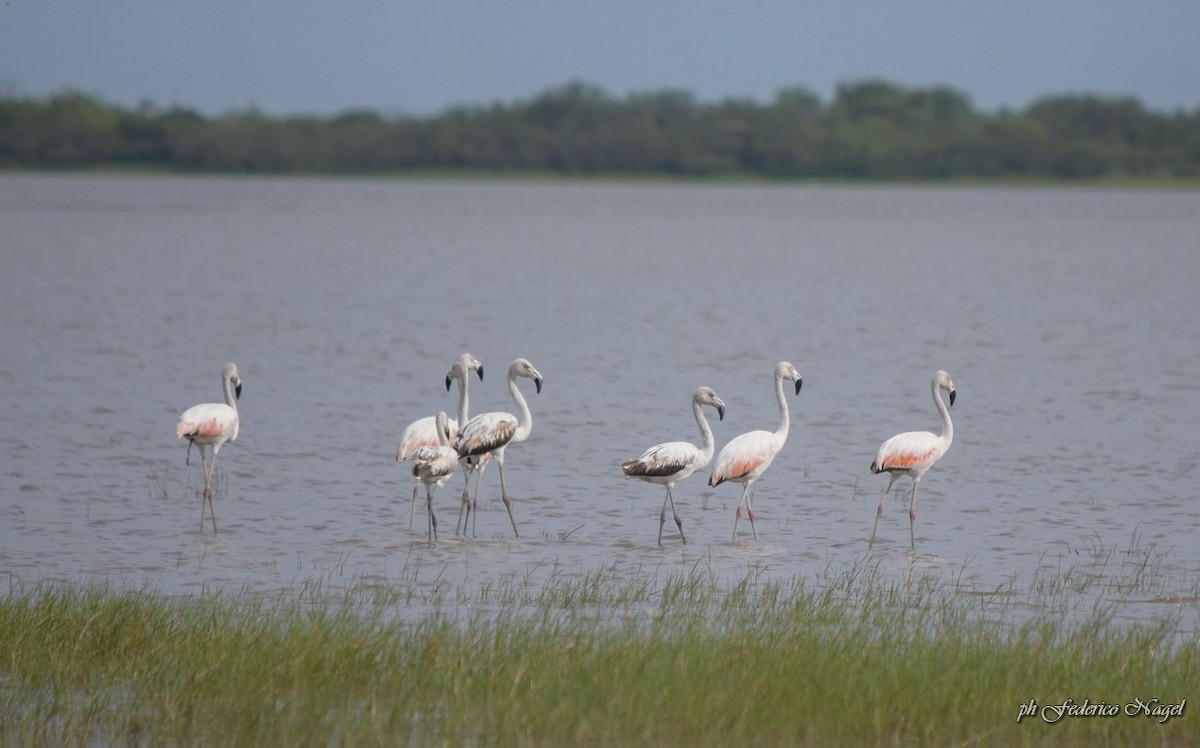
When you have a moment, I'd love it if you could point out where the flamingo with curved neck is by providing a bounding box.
[623,386,726,545]
[869,369,957,549]
[454,357,543,538]
[396,352,482,528]
[176,362,242,534]
[709,361,803,541]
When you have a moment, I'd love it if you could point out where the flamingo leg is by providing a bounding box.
[666,486,685,545]
[456,465,473,537]
[746,484,759,541]
[869,474,901,548]
[732,484,751,541]
[457,460,488,538]
[426,484,438,543]
[408,481,420,530]
[197,446,209,532]
[470,473,479,539]
[908,480,920,550]
[471,463,487,537]
[474,462,487,496]
[203,448,220,534]
[496,457,520,538]
[657,485,676,545]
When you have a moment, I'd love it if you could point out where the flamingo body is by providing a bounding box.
[176,405,238,443]
[454,357,542,538]
[870,434,943,475]
[455,413,517,458]
[411,411,458,542]
[623,442,708,480]
[623,386,725,545]
[177,362,242,533]
[396,415,460,462]
[869,369,956,549]
[709,361,803,541]
[709,433,782,487]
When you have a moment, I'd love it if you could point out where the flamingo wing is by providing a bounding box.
[455,412,518,458]
[623,441,703,479]
[709,430,779,486]
[871,430,942,474]
[397,416,437,461]
[177,403,239,443]
[397,415,461,462]
[413,445,459,481]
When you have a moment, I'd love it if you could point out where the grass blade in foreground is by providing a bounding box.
[0,558,1195,745]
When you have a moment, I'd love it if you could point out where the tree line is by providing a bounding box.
[2,79,1198,180]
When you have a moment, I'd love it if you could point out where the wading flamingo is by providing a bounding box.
[709,361,803,542]
[396,352,483,528]
[622,386,726,545]
[176,362,242,534]
[411,411,459,543]
[454,357,543,538]
[869,369,957,549]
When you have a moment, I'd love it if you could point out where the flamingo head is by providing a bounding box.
[510,358,543,394]
[446,353,484,390]
[695,386,726,421]
[223,362,242,400]
[776,361,803,395]
[934,369,956,406]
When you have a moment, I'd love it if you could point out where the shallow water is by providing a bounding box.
[2,173,1199,626]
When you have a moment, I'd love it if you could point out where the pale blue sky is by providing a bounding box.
[2,0,1198,115]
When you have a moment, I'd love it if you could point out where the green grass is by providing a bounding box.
[1,550,1196,746]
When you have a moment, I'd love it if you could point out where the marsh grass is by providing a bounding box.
[1,542,1197,746]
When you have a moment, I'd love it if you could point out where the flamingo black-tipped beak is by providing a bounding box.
[477,366,484,382]
[949,389,957,407]
[534,377,543,394]
[794,378,803,395]
[235,382,243,399]
[445,375,453,391]
[717,404,726,421]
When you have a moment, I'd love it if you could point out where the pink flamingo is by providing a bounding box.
[869,369,956,549]
[176,362,242,533]
[396,352,483,528]
[411,411,459,543]
[454,358,543,538]
[622,386,726,545]
[709,361,803,542]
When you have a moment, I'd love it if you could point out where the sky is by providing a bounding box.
[2,1,1199,117]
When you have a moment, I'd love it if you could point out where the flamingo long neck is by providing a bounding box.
[454,371,470,426]
[509,373,533,442]
[932,380,953,447]
[693,399,716,460]
[223,372,239,412]
[773,370,790,440]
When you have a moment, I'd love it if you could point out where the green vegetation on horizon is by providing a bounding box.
[2,79,1199,181]
[1,553,1196,746]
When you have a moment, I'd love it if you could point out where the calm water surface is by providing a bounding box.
[2,174,1199,626]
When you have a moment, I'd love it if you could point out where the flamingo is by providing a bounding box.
[396,352,483,528]
[176,362,242,534]
[411,411,459,543]
[708,361,803,542]
[454,357,543,538]
[869,369,957,549]
[623,386,726,545]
